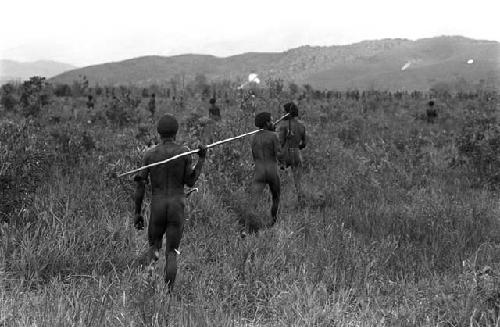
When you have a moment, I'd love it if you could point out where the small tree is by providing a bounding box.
[53,83,72,97]
[194,73,210,99]
[266,78,284,98]
[82,75,89,92]
[20,76,48,117]
[170,76,180,98]
[105,97,130,127]
[429,82,451,98]
[303,84,313,94]
[94,83,103,96]
[1,83,18,111]
[71,80,83,97]
[288,82,299,97]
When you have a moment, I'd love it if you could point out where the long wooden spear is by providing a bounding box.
[117,113,289,178]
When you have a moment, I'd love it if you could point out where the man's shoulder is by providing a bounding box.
[253,130,264,140]
[147,143,187,157]
[278,122,288,130]
[262,130,279,140]
[259,129,274,134]
[295,119,306,131]
[253,129,274,139]
[167,142,189,154]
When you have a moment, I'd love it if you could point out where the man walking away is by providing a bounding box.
[278,102,306,203]
[134,114,207,291]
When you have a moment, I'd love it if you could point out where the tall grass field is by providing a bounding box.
[1,80,499,326]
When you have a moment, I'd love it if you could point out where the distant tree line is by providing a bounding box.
[1,73,498,119]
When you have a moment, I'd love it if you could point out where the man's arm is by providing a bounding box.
[251,135,257,161]
[134,175,146,215]
[133,153,149,230]
[279,125,287,147]
[273,133,282,159]
[183,146,207,187]
[299,124,306,149]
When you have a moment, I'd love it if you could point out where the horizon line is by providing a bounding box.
[1,34,498,68]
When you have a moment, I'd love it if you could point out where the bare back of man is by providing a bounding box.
[250,113,281,228]
[134,115,205,291]
[279,119,306,163]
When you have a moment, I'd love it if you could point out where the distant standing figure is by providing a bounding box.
[249,112,281,231]
[200,98,221,144]
[249,92,256,112]
[208,98,221,121]
[86,95,94,110]
[279,102,306,203]
[134,114,207,291]
[111,95,119,111]
[426,100,438,123]
[148,93,156,117]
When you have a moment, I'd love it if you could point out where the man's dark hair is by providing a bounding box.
[284,102,298,117]
[428,100,434,106]
[255,112,271,128]
[209,98,216,105]
[157,114,179,137]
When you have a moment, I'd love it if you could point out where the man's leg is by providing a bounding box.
[251,180,266,202]
[291,151,304,204]
[164,200,184,291]
[291,166,303,201]
[147,198,168,264]
[268,172,281,225]
[248,179,266,233]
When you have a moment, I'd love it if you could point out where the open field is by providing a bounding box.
[1,83,499,326]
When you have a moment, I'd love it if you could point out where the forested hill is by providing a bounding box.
[50,36,500,90]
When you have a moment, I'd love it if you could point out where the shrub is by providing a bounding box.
[53,83,72,97]
[105,98,132,127]
[0,83,18,111]
[0,120,53,223]
[455,107,500,187]
[19,76,50,117]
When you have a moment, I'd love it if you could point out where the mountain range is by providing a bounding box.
[0,60,76,83]
[6,36,500,91]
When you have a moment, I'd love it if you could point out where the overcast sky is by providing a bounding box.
[1,0,499,67]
